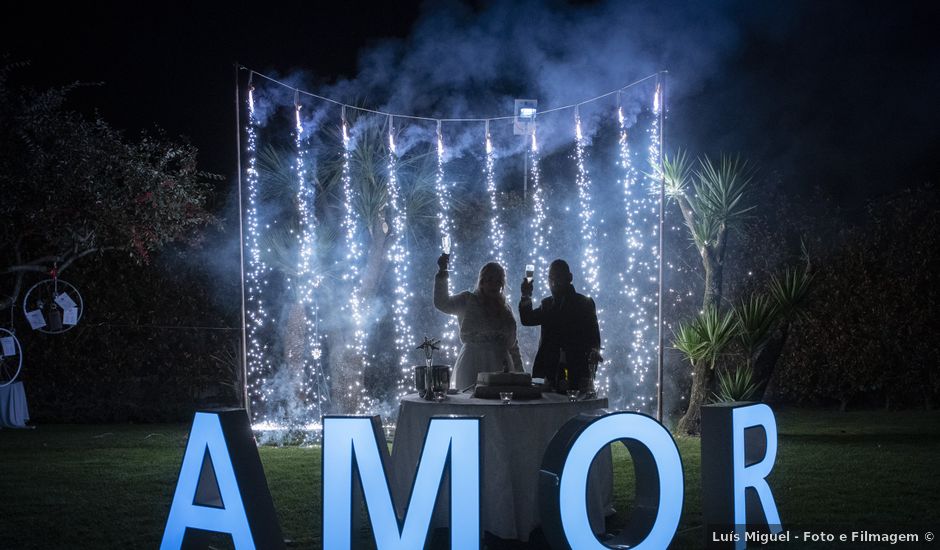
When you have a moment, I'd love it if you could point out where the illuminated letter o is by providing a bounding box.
[540,411,684,550]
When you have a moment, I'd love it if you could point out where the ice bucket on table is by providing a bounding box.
[429,365,452,396]
[413,365,429,398]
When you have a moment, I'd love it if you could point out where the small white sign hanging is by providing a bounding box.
[26,309,47,330]
[55,292,77,310]
[0,336,15,357]
[63,307,79,326]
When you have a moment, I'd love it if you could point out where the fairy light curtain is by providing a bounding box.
[241,68,674,429]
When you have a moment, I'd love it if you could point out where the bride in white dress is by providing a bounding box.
[434,255,524,390]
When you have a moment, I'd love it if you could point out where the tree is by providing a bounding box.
[774,185,939,410]
[752,263,813,400]
[664,152,755,433]
[0,66,219,312]
[672,264,812,434]
[663,152,755,310]
[672,305,736,434]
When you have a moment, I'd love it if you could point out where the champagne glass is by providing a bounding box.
[442,234,451,255]
[525,264,535,283]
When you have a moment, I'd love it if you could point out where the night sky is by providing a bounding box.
[3,0,939,207]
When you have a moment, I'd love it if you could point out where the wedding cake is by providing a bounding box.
[472,371,541,399]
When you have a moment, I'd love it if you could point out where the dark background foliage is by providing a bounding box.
[771,185,939,410]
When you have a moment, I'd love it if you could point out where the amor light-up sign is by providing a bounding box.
[540,411,684,549]
[161,403,780,549]
[322,415,481,550]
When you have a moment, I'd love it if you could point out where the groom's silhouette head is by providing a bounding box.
[548,259,573,296]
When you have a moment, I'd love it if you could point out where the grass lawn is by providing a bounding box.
[2,407,938,549]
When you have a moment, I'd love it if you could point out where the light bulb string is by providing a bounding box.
[240,65,662,125]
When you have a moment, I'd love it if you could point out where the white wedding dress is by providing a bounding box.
[434,272,524,390]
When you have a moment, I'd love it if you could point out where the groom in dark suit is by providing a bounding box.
[519,259,601,391]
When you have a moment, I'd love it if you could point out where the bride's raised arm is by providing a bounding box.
[433,253,467,315]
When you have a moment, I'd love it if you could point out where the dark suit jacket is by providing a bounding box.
[518,284,600,386]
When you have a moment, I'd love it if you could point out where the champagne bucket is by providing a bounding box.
[429,365,452,394]
[413,366,429,398]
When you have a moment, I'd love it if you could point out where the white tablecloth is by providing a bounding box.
[391,392,613,541]
[0,381,30,428]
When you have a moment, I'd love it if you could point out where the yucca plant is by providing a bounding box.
[666,153,756,311]
[318,118,442,300]
[672,319,709,366]
[662,150,693,200]
[734,293,779,370]
[712,365,760,403]
[666,151,758,434]
[697,305,737,366]
[770,265,814,322]
[675,306,736,435]
[748,263,814,401]
[692,155,756,230]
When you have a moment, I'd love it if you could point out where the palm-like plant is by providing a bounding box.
[662,150,693,200]
[668,154,756,308]
[319,117,442,243]
[257,144,298,201]
[693,155,756,231]
[770,266,814,321]
[696,305,737,367]
[712,365,760,403]
[747,263,814,401]
[734,293,779,370]
[668,152,757,434]
[316,118,442,412]
[251,144,337,418]
[674,306,736,434]
[318,119,441,299]
[672,320,708,366]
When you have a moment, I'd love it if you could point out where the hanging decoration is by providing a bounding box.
[338,106,374,413]
[22,266,83,334]
[434,121,460,361]
[527,126,551,295]
[385,116,415,401]
[0,327,23,387]
[573,106,600,298]
[641,81,664,412]
[616,91,658,411]
[573,105,607,394]
[291,93,329,420]
[484,120,507,268]
[243,82,275,421]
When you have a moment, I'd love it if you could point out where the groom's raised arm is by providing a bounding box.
[518,295,543,326]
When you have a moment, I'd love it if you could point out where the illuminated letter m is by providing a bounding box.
[322,415,481,550]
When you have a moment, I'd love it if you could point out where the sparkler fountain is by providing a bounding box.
[238,69,674,434]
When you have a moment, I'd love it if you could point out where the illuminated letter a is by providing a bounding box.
[160,409,284,549]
